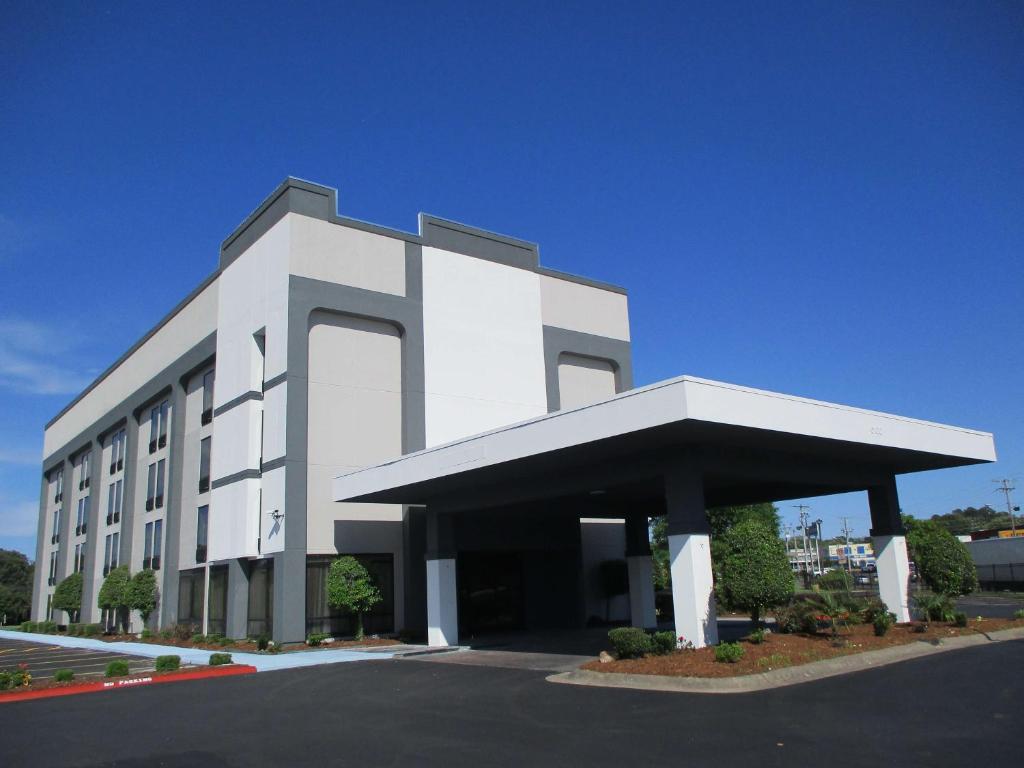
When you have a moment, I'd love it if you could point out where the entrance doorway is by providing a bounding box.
[458,551,524,635]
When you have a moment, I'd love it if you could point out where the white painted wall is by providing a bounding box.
[557,354,617,410]
[44,279,219,457]
[289,214,406,297]
[539,274,630,341]
[421,247,548,447]
[306,312,404,554]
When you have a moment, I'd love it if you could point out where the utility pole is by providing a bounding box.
[994,479,1018,534]
[794,505,812,584]
[814,519,824,575]
[841,517,855,578]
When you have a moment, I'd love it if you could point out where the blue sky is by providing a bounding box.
[1,1,1021,556]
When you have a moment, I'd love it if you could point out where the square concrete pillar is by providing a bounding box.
[225,558,250,640]
[425,509,457,647]
[664,453,717,648]
[873,535,911,623]
[426,557,458,647]
[869,478,911,624]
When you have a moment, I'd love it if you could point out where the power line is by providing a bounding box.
[993,479,1018,534]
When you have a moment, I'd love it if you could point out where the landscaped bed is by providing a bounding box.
[583,617,1024,678]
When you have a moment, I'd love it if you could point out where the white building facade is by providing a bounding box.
[33,178,633,642]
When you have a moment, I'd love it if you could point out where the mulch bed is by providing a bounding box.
[582,618,1024,678]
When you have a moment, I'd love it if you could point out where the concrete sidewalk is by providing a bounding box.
[0,629,396,672]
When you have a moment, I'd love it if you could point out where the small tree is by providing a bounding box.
[128,569,159,628]
[906,520,978,597]
[52,572,83,623]
[98,565,131,632]
[715,519,795,625]
[326,556,381,640]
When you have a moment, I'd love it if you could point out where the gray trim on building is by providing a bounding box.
[542,326,634,412]
[32,469,50,620]
[263,371,288,391]
[260,456,287,474]
[418,214,538,271]
[213,390,263,418]
[211,469,262,490]
[159,381,189,627]
[80,440,104,622]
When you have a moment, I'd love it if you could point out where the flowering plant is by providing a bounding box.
[677,636,695,651]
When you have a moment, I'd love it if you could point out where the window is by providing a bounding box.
[107,483,115,525]
[305,554,395,636]
[202,370,215,425]
[73,543,85,574]
[146,463,156,511]
[198,437,211,493]
[196,505,208,563]
[51,508,61,545]
[150,400,169,452]
[155,459,165,509]
[79,452,91,490]
[54,469,63,503]
[143,520,163,570]
[48,550,57,586]
[46,594,52,621]
[110,429,126,474]
[76,496,89,536]
[103,531,120,576]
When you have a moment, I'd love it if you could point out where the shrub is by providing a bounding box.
[52,572,84,623]
[306,633,329,647]
[773,599,819,634]
[141,629,153,639]
[650,631,677,655]
[39,620,58,634]
[154,655,180,673]
[66,623,80,636]
[192,633,206,644]
[906,520,978,596]
[165,623,196,641]
[714,641,745,663]
[715,520,794,624]
[953,612,968,628]
[54,669,75,683]
[19,620,35,633]
[216,635,232,646]
[105,660,129,677]
[256,634,270,651]
[1014,608,1024,620]
[914,594,955,623]
[327,556,383,641]
[861,598,890,625]
[816,569,853,592]
[0,671,12,690]
[912,622,928,633]
[82,623,103,636]
[873,611,895,637]
[127,570,159,628]
[607,627,652,659]
[747,627,767,645]
[209,652,232,666]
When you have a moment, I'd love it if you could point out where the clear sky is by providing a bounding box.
[1,2,1021,556]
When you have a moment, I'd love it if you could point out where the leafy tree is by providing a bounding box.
[326,556,382,640]
[927,505,1013,536]
[650,503,781,590]
[98,565,132,632]
[0,549,33,624]
[128,569,159,627]
[714,519,794,625]
[52,572,83,622]
[905,518,977,597]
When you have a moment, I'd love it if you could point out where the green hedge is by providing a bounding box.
[54,669,75,683]
[105,660,129,677]
[209,652,232,666]
[154,655,181,673]
[714,642,745,663]
[607,627,653,659]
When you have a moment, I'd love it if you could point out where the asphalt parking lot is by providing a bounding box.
[0,636,154,680]
[1,636,1020,767]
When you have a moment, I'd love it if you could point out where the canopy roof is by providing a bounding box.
[332,376,995,514]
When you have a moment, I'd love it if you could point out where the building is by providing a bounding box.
[828,542,876,569]
[34,177,997,648]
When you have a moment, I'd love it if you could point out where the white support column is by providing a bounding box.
[873,534,911,623]
[426,557,458,647]
[668,533,718,648]
[626,555,658,629]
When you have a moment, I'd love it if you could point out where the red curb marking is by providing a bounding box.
[0,665,257,704]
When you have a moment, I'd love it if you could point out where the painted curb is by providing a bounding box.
[546,626,1024,695]
[0,664,257,704]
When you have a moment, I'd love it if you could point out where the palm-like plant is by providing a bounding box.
[812,591,849,637]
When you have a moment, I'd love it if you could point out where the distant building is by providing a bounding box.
[828,542,876,569]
